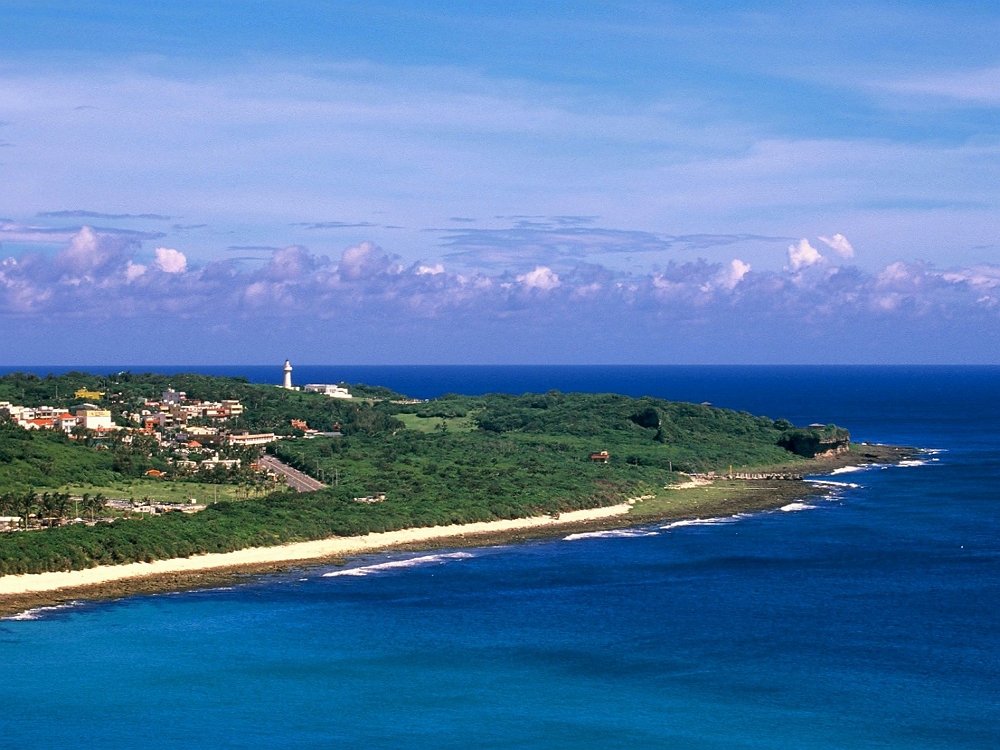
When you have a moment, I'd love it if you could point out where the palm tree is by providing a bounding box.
[41,492,60,527]
[84,493,106,522]
[52,492,71,526]
[16,492,37,530]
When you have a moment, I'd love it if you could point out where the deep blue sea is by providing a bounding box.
[1,366,999,749]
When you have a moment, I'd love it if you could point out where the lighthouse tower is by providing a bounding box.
[282,359,293,389]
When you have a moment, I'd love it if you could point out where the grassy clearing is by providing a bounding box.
[395,413,477,433]
[57,479,244,504]
[629,480,804,518]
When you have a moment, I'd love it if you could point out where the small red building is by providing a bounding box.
[589,450,610,463]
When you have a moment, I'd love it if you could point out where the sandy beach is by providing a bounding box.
[0,502,633,599]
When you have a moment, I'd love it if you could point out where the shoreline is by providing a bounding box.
[0,443,916,617]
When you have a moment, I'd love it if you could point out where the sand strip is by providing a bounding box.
[0,502,632,597]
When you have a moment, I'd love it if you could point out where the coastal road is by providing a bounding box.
[258,455,327,493]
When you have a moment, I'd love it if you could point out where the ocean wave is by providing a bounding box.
[2,601,84,621]
[897,459,932,467]
[660,515,746,531]
[322,552,475,578]
[780,502,816,512]
[563,528,658,541]
[830,465,865,475]
[807,479,861,489]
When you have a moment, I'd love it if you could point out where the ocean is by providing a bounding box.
[1,366,998,749]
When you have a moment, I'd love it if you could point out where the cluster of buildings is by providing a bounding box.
[135,390,281,450]
[0,400,116,433]
[2,363,354,472]
[136,388,245,430]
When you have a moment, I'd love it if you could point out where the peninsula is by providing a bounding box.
[0,369,911,614]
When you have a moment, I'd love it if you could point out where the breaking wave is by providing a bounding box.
[564,528,658,541]
[323,552,475,578]
[2,601,85,621]
[661,515,747,531]
[780,502,816,512]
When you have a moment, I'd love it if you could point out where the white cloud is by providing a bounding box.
[516,265,560,291]
[716,259,751,290]
[338,241,392,280]
[818,233,855,259]
[125,262,146,282]
[416,264,444,275]
[154,247,187,273]
[940,266,1000,289]
[56,226,131,275]
[786,239,824,271]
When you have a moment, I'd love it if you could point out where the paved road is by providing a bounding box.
[259,455,327,493]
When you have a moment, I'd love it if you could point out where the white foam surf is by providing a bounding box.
[2,601,84,621]
[563,528,658,541]
[660,515,746,531]
[897,459,930,467]
[830,465,865,475]
[779,502,816,512]
[322,552,475,578]
[807,480,861,489]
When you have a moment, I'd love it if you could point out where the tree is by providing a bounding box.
[51,492,71,526]
[39,492,54,527]
[15,491,36,530]
[84,493,106,522]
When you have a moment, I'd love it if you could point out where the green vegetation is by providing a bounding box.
[58,480,247,505]
[0,419,116,490]
[394,413,477,433]
[0,375,851,576]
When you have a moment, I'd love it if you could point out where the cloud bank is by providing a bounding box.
[1,228,999,364]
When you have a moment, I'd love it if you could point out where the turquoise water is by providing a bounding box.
[1,367,999,748]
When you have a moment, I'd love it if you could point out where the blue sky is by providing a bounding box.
[0,1,998,364]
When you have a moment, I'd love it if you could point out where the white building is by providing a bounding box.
[227,432,278,447]
[73,404,115,431]
[303,384,353,399]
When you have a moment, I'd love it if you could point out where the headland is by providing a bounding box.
[0,369,914,616]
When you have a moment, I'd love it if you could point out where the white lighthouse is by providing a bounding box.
[282,359,293,389]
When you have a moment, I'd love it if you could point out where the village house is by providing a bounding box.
[73,404,116,431]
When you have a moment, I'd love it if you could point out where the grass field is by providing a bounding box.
[56,479,246,504]
[629,479,819,518]
[395,413,477,433]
